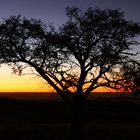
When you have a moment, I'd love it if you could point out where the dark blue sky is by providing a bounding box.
[0,0,140,25]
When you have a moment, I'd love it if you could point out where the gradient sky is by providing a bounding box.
[0,0,139,92]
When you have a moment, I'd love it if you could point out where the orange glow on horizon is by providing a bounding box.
[0,65,120,93]
[0,65,51,92]
[93,86,117,92]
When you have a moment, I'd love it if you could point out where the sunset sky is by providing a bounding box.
[0,0,139,92]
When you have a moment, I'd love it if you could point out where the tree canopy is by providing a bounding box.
[0,7,140,103]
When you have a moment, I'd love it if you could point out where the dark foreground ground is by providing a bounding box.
[0,96,140,140]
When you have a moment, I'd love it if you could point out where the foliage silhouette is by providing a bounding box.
[0,7,140,140]
[122,63,140,95]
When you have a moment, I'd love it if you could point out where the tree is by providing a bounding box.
[122,62,140,95]
[0,7,140,139]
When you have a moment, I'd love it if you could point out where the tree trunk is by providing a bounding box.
[70,98,84,140]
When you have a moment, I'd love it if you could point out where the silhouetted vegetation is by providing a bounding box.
[0,7,140,139]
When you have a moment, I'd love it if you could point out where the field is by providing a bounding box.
[0,93,140,139]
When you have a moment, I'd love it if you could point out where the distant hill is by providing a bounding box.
[0,92,135,101]
[0,92,62,100]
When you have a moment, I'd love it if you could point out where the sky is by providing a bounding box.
[0,0,139,92]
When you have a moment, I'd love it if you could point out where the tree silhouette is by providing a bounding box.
[0,7,140,140]
[122,62,140,95]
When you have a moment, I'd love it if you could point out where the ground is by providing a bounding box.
[0,96,140,140]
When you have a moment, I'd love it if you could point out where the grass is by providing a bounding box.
[0,96,140,139]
